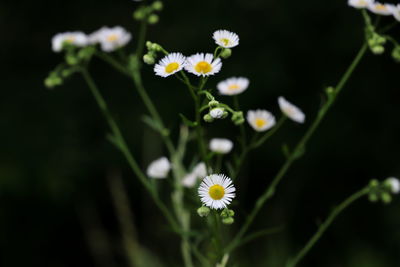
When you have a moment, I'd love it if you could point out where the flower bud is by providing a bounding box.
[221,209,235,218]
[385,177,400,194]
[231,111,245,125]
[152,1,163,11]
[220,48,232,59]
[151,43,163,52]
[222,217,234,225]
[197,206,210,217]
[371,45,384,55]
[392,47,400,62]
[133,9,146,20]
[208,100,219,108]
[143,54,155,65]
[65,54,79,66]
[381,192,392,204]
[148,14,159,24]
[368,192,379,203]
[203,114,214,123]
[146,41,153,50]
[210,108,225,119]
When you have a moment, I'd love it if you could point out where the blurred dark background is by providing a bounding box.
[1,0,400,266]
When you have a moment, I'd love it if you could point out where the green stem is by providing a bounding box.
[226,43,368,253]
[286,187,369,267]
[80,69,179,232]
[135,20,148,57]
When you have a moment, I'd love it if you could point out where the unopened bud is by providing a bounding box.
[210,108,225,119]
[203,114,214,123]
[220,48,232,59]
[381,192,392,204]
[197,206,210,217]
[222,217,234,225]
[148,14,159,24]
[392,47,400,62]
[143,54,155,65]
[152,1,163,11]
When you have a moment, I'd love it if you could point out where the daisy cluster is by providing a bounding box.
[51,26,132,53]
[348,0,400,21]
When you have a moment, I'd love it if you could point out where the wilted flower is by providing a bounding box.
[278,96,305,123]
[185,53,222,77]
[146,157,171,179]
[212,30,239,48]
[52,31,88,52]
[209,138,233,154]
[246,109,276,132]
[217,77,249,96]
[154,53,186,77]
[198,174,236,209]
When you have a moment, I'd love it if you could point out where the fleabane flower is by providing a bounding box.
[217,77,249,96]
[198,174,236,210]
[52,32,88,52]
[278,96,305,124]
[146,157,171,179]
[182,162,208,188]
[386,177,400,194]
[185,53,222,77]
[209,138,233,154]
[210,108,225,119]
[387,4,400,21]
[247,110,276,132]
[213,30,239,48]
[154,53,186,77]
[367,2,393,15]
[91,26,132,52]
[348,0,373,9]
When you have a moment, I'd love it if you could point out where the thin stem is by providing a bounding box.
[251,116,287,149]
[286,187,369,267]
[226,43,368,253]
[135,20,148,57]
[80,69,179,232]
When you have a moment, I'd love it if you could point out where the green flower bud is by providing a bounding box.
[381,192,392,204]
[143,54,155,65]
[368,193,379,203]
[203,114,214,123]
[208,100,219,108]
[146,41,153,50]
[197,206,210,217]
[152,1,163,11]
[133,9,146,21]
[222,217,234,225]
[369,179,379,188]
[61,68,75,78]
[371,45,385,55]
[148,14,159,24]
[221,209,235,218]
[220,48,232,59]
[44,75,63,89]
[391,46,400,62]
[65,54,79,65]
[151,43,163,52]
[231,111,245,125]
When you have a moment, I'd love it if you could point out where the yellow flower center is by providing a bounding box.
[65,36,76,43]
[358,0,366,5]
[209,184,225,200]
[228,84,240,90]
[255,118,267,128]
[165,62,180,73]
[220,38,230,46]
[107,34,119,42]
[375,4,387,11]
[195,61,212,74]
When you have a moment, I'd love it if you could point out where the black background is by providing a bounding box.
[1,0,400,266]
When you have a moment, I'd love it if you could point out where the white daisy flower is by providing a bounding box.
[278,96,305,124]
[348,0,373,9]
[217,77,249,96]
[386,177,400,194]
[90,26,132,52]
[182,162,208,188]
[367,2,394,15]
[182,173,197,188]
[210,108,225,119]
[51,31,88,52]
[198,174,236,210]
[146,157,171,179]
[185,53,222,77]
[247,110,276,132]
[212,30,239,48]
[209,138,233,154]
[154,53,186,77]
[387,4,400,21]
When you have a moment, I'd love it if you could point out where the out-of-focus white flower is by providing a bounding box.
[246,109,276,132]
[348,0,373,9]
[278,96,305,124]
[210,108,225,119]
[52,31,88,52]
[217,77,249,96]
[185,53,222,77]
[212,30,239,48]
[386,177,400,194]
[182,162,208,188]
[367,2,393,15]
[146,157,171,179]
[387,4,400,21]
[198,174,236,210]
[154,53,186,77]
[90,26,132,52]
[209,138,233,154]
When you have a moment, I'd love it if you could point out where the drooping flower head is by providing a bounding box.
[52,31,88,52]
[198,174,236,209]
[246,109,276,132]
[90,26,132,52]
[146,157,171,179]
[278,96,305,124]
[348,0,373,9]
[213,30,239,48]
[367,2,393,15]
[154,53,186,77]
[217,77,249,96]
[185,53,222,77]
[209,138,233,154]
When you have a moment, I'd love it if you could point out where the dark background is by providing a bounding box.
[1,0,400,266]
